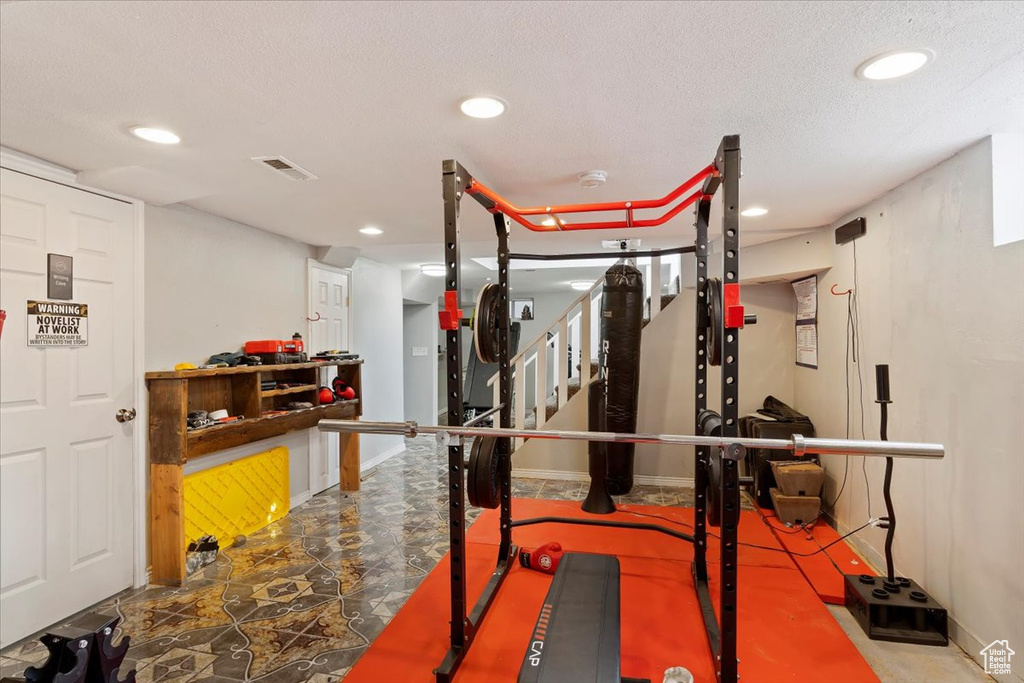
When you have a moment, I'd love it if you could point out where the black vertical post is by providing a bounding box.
[718,135,742,683]
[441,161,468,653]
[494,212,514,561]
[693,198,712,581]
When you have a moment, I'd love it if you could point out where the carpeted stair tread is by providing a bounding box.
[520,375,586,429]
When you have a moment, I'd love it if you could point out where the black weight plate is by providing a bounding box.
[467,436,500,509]
[466,439,481,508]
[473,284,501,365]
[706,278,723,367]
[707,450,722,527]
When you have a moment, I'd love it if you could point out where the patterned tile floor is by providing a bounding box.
[0,437,709,682]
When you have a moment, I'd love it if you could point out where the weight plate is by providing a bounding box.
[707,450,722,527]
[706,278,723,367]
[466,439,479,507]
[473,283,502,364]
[467,436,500,509]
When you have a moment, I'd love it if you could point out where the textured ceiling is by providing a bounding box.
[1,1,1022,273]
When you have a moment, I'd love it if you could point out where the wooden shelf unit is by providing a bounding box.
[146,359,362,585]
[261,384,319,398]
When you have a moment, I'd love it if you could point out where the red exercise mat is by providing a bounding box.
[345,499,878,683]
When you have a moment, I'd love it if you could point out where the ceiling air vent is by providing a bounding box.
[251,156,318,181]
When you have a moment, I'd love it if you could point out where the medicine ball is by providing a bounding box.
[332,376,356,400]
[318,387,335,404]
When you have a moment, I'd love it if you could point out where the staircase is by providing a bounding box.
[522,361,599,429]
[488,254,684,447]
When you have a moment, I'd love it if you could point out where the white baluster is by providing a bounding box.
[581,296,591,383]
[650,254,662,318]
[535,336,547,429]
[549,336,558,395]
[557,317,568,409]
[569,310,581,380]
[670,252,682,293]
[514,355,526,448]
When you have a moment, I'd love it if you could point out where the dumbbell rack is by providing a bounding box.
[6,613,135,683]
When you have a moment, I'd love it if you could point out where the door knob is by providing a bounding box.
[116,408,137,423]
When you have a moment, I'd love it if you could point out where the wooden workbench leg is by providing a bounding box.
[150,463,186,586]
[340,417,360,491]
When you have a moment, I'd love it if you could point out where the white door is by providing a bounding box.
[0,169,136,647]
[308,263,350,494]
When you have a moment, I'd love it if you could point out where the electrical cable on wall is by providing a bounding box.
[825,285,853,515]
[826,240,873,519]
[852,240,872,518]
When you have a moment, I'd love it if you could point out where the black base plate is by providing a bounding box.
[844,574,948,646]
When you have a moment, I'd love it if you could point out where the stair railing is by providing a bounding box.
[488,276,601,446]
[486,252,678,447]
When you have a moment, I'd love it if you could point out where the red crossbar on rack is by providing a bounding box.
[466,163,718,232]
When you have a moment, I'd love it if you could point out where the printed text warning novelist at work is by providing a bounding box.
[27,300,89,347]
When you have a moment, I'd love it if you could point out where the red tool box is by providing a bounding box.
[244,338,305,355]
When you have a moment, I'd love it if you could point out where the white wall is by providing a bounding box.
[350,257,405,463]
[147,207,407,500]
[635,283,796,479]
[403,302,439,425]
[145,204,317,498]
[793,138,1024,664]
[512,284,796,480]
[513,289,581,344]
[146,204,314,370]
[513,381,590,474]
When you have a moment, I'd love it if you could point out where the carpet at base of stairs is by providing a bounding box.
[344,499,879,683]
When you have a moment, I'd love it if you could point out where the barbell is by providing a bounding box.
[319,419,944,459]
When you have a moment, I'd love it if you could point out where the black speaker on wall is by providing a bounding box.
[835,217,867,245]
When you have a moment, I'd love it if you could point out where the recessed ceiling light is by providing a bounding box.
[741,207,768,217]
[542,217,556,226]
[421,263,446,277]
[359,226,383,236]
[130,126,180,144]
[460,96,506,119]
[569,281,592,291]
[856,49,934,81]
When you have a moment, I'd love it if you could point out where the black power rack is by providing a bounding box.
[435,135,745,683]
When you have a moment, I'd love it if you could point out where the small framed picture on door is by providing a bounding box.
[511,298,534,321]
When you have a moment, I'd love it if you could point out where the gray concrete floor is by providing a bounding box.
[829,605,992,682]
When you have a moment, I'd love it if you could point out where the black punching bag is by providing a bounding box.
[581,378,615,514]
[600,262,643,495]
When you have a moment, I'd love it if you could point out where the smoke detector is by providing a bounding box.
[252,156,318,181]
[578,170,607,189]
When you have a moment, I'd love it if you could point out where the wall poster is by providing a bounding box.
[792,275,817,369]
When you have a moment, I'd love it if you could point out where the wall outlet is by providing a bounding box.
[411,346,429,357]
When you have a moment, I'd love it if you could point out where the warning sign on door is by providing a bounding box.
[27,300,89,347]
